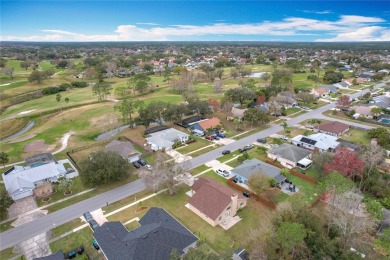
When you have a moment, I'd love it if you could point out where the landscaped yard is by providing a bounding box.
[340,128,371,145]
[284,173,319,205]
[188,144,221,157]
[176,137,212,155]
[190,164,212,175]
[286,107,301,115]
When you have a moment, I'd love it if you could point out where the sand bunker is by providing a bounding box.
[24,140,55,153]
[17,109,36,115]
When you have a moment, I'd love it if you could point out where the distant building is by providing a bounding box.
[314,121,350,137]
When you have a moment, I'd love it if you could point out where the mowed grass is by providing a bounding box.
[106,184,272,255]
[0,80,28,91]
[0,247,18,260]
[340,128,371,145]
[0,117,28,139]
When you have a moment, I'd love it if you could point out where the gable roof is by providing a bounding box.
[93,208,198,260]
[231,158,282,180]
[104,140,140,159]
[146,128,189,148]
[189,178,246,220]
[181,115,207,126]
[292,133,340,150]
[196,117,221,131]
[315,121,349,135]
[33,250,65,260]
[268,143,312,163]
[231,107,246,119]
[144,125,170,135]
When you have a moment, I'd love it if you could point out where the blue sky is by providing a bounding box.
[1,1,389,41]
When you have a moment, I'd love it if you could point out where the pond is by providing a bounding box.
[246,72,266,78]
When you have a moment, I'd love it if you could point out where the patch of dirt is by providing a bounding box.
[7,196,38,219]
[23,140,55,153]
[135,206,149,213]
[8,133,36,143]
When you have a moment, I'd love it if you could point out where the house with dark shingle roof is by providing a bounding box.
[187,178,247,229]
[315,121,350,137]
[104,140,141,163]
[267,143,312,168]
[191,117,221,134]
[231,159,286,185]
[93,207,198,260]
[33,250,65,260]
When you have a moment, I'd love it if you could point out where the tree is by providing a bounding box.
[57,60,69,69]
[280,121,288,132]
[370,107,382,118]
[261,72,271,82]
[56,94,64,120]
[275,222,307,258]
[213,77,223,92]
[0,188,13,217]
[28,70,45,83]
[58,177,72,194]
[225,87,256,107]
[79,151,132,187]
[365,198,384,220]
[1,67,14,79]
[312,151,334,178]
[359,145,385,180]
[207,98,220,112]
[114,85,131,98]
[172,66,186,75]
[0,152,9,168]
[92,81,112,101]
[142,152,191,196]
[128,74,151,95]
[243,108,269,126]
[163,66,171,82]
[115,98,143,126]
[230,67,240,79]
[336,95,351,108]
[323,71,343,84]
[296,92,315,104]
[64,97,70,104]
[248,172,270,195]
[323,147,364,181]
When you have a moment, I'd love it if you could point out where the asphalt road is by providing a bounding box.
[0,80,387,250]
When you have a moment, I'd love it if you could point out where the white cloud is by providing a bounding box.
[316,26,390,42]
[1,15,388,42]
[301,10,333,14]
[135,22,160,26]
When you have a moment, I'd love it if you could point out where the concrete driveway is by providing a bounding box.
[213,137,235,145]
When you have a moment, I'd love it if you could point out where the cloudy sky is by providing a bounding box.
[1,1,390,42]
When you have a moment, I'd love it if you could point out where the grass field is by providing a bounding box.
[0,117,28,140]
[340,128,371,145]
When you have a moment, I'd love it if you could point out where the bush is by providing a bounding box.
[71,82,88,88]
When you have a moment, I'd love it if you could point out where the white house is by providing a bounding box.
[291,133,340,152]
[2,160,78,200]
[145,128,189,151]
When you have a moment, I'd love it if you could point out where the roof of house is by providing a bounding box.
[181,115,207,125]
[196,117,221,131]
[231,158,283,180]
[315,121,349,135]
[189,178,246,220]
[372,95,390,109]
[292,133,340,150]
[2,162,67,196]
[231,107,247,119]
[312,88,327,95]
[233,248,249,260]
[268,143,312,163]
[352,105,373,116]
[104,140,140,159]
[146,128,189,148]
[319,85,338,93]
[144,125,170,135]
[93,208,198,260]
[25,153,57,167]
[33,250,65,260]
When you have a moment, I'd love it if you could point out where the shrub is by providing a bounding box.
[71,82,88,88]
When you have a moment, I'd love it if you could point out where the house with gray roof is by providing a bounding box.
[2,155,78,200]
[319,85,338,94]
[145,128,189,151]
[231,159,286,185]
[93,207,198,260]
[104,140,141,163]
[268,143,312,168]
[291,133,340,152]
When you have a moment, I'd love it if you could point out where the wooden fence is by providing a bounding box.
[265,160,317,183]
[227,178,276,210]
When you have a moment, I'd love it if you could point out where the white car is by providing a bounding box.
[145,165,153,171]
[215,169,230,177]
[280,135,288,140]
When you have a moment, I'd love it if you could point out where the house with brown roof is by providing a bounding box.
[187,178,247,230]
[311,88,328,98]
[314,121,350,137]
[104,140,142,163]
[191,117,221,134]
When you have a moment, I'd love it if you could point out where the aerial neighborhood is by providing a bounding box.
[0,35,390,260]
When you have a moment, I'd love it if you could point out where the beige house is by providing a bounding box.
[187,178,247,230]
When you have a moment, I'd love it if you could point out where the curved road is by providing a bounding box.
[0,81,387,250]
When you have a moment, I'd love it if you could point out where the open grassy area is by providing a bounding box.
[340,128,371,145]
[190,164,212,175]
[285,107,301,115]
[217,150,241,163]
[0,247,18,260]
[284,173,319,205]
[0,117,28,139]
[176,137,212,155]
[0,80,28,91]
[188,144,221,157]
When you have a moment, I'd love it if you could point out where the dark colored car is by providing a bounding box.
[83,212,93,222]
[92,240,100,250]
[137,159,147,166]
[132,162,141,169]
[217,133,225,138]
[77,246,84,255]
[68,250,77,259]
[257,138,266,144]
[205,135,213,140]
[243,191,250,198]
[89,219,99,231]
[222,150,230,155]
[212,135,220,140]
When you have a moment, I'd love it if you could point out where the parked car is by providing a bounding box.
[242,191,250,198]
[83,212,93,222]
[257,138,266,143]
[302,106,310,110]
[89,219,99,231]
[77,246,84,255]
[280,135,288,140]
[137,159,147,166]
[145,165,153,171]
[222,150,230,155]
[215,169,230,177]
[217,133,225,138]
[68,250,77,259]
[132,162,141,169]
[92,240,100,250]
[212,135,220,140]
[306,124,314,129]
[205,135,213,140]
[239,144,254,152]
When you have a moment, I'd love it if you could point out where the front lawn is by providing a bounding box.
[191,164,212,175]
[286,107,300,115]
[176,137,211,155]
[217,150,241,163]
[189,145,221,157]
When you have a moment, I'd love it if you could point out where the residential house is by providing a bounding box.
[352,105,374,119]
[311,88,329,98]
[180,115,207,128]
[267,143,312,168]
[274,92,297,108]
[145,128,189,151]
[2,154,78,200]
[227,107,247,121]
[377,208,390,235]
[333,81,351,90]
[191,117,221,134]
[230,159,286,186]
[314,121,350,137]
[319,85,338,94]
[357,72,374,81]
[104,140,141,163]
[93,207,198,260]
[291,133,340,152]
[371,94,390,110]
[187,178,247,229]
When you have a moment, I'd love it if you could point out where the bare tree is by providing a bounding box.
[359,145,385,180]
[213,77,223,92]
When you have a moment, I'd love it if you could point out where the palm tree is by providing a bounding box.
[59,177,73,195]
[281,121,289,132]
[0,152,9,168]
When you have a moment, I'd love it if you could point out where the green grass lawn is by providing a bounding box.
[284,173,319,205]
[286,107,300,115]
[0,80,28,90]
[176,137,212,155]
[217,150,241,163]
[189,145,221,157]
[340,128,371,145]
[233,125,268,140]
[0,247,18,260]
[190,164,212,175]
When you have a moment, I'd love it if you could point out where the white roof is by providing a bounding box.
[146,128,189,149]
[292,133,339,151]
[298,158,312,167]
[3,162,67,195]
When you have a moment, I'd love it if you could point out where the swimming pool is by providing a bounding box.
[378,118,390,124]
